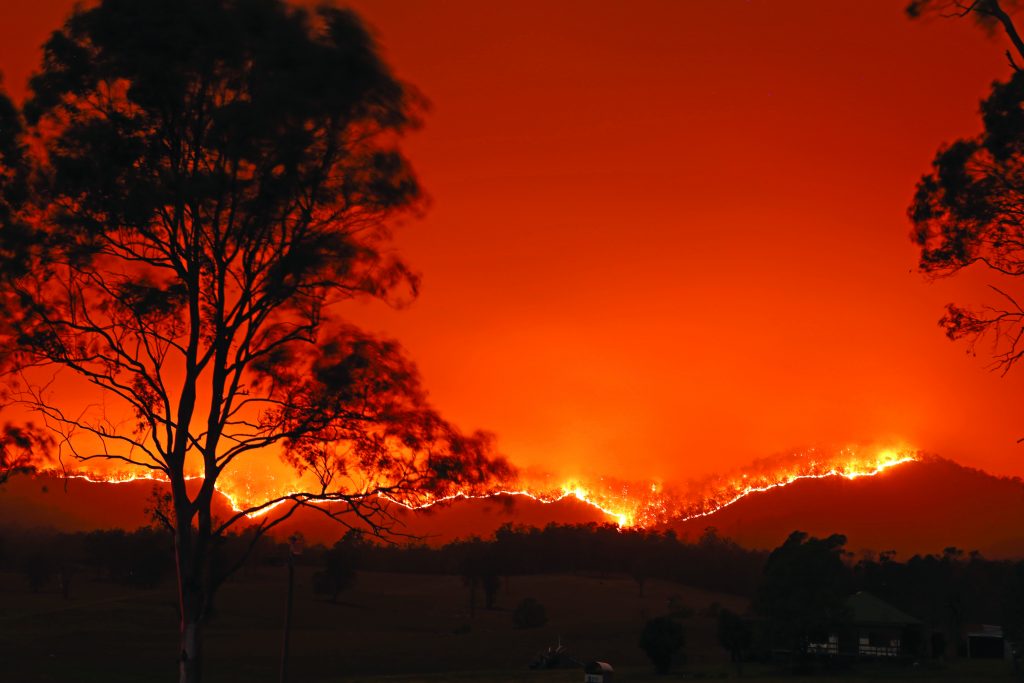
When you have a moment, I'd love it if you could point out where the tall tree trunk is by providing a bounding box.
[180,610,202,683]
[174,482,206,683]
[177,538,205,683]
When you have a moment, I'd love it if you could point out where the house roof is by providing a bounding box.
[967,624,1004,638]
[846,592,922,626]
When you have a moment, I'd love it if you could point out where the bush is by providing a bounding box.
[639,616,685,674]
[513,597,547,629]
[717,608,752,663]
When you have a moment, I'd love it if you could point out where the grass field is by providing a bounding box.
[0,568,1014,682]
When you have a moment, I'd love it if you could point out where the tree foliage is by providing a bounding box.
[717,607,752,664]
[908,0,1024,373]
[639,615,685,675]
[754,531,851,652]
[0,88,50,485]
[907,1,1024,61]
[0,423,49,484]
[6,0,507,510]
[0,1,509,680]
[313,529,362,602]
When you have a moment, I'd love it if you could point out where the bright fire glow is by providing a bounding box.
[42,446,919,530]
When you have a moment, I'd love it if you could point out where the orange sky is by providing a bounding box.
[2,0,1024,487]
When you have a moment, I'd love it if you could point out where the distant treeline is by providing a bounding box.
[355,525,1024,644]
[852,546,1023,647]
[0,522,767,597]
[2,521,1022,640]
[357,524,767,597]
[748,532,1024,660]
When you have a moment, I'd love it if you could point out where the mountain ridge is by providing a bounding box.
[3,455,1023,557]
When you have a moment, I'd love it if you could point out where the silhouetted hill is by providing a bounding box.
[270,492,609,545]
[0,473,236,532]
[670,456,1024,559]
[5,456,1024,557]
[0,473,607,544]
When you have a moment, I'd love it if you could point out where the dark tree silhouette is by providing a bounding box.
[0,88,50,485]
[754,531,851,656]
[1002,561,1024,665]
[639,615,685,675]
[630,555,649,597]
[717,607,752,673]
[459,542,501,613]
[908,1,1024,374]
[907,2,1024,71]
[313,529,362,602]
[0,422,49,484]
[0,88,24,240]
[0,2,509,681]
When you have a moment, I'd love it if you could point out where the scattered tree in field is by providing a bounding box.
[313,529,363,602]
[908,1,1024,373]
[0,1,509,681]
[639,615,685,674]
[717,608,752,673]
[481,572,501,610]
[459,541,502,615]
[630,555,649,597]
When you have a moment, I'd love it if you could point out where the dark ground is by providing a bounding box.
[0,568,1011,682]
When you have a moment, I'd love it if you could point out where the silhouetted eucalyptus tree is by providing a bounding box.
[754,531,851,656]
[908,1,1024,373]
[0,89,50,484]
[0,1,508,681]
[0,89,21,236]
[0,422,47,484]
[908,2,1024,70]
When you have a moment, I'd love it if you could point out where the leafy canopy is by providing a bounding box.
[910,69,1024,371]
[908,0,1024,374]
[0,0,509,530]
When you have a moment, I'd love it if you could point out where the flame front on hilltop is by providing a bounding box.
[45,446,920,531]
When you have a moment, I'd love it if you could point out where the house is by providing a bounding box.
[804,592,927,659]
[844,591,925,658]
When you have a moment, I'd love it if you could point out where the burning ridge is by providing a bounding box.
[39,446,919,530]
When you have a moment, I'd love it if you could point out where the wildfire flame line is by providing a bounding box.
[40,447,919,530]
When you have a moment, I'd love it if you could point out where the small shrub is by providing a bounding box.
[639,615,685,674]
